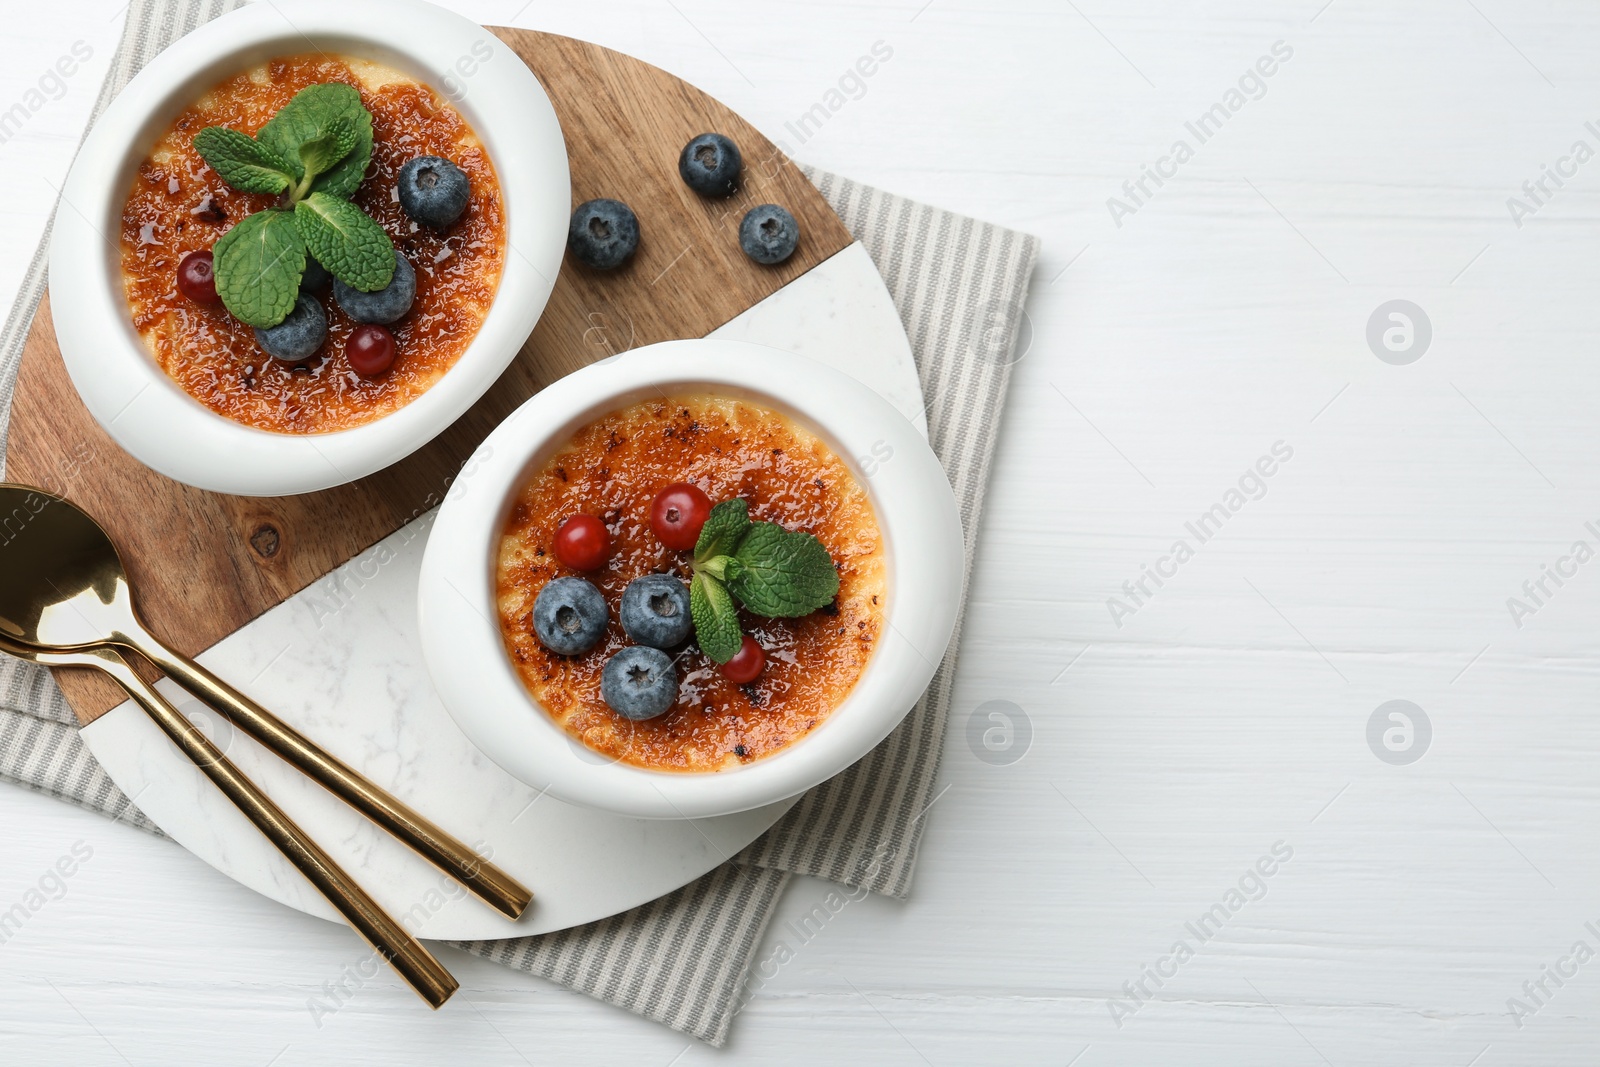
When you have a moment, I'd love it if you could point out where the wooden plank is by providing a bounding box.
[5,28,852,723]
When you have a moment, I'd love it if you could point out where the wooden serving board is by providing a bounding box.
[7,28,852,723]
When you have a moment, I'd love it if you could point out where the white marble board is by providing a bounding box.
[78,241,927,941]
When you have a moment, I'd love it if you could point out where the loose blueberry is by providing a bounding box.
[334,255,415,324]
[397,155,471,229]
[299,255,330,292]
[600,645,678,720]
[532,576,608,656]
[739,204,799,265]
[253,294,327,363]
[567,198,639,270]
[678,132,742,197]
[620,575,692,649]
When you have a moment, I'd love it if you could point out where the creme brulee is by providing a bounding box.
[496,395,886,771]
[119,53,505,434]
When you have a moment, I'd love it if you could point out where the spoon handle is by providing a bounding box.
[89,648,458,1008]
[124,629,532,921]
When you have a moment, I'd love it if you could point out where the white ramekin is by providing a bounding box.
[417,340,965,820]
[48,0,569,496]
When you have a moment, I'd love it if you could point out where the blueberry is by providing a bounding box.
[600,645,678,720]
[619,575,692,649]
[532,576,608,656]
[739,204,799,265]
[299,255,330,292]
[253,293,327,363]
[397,155,470,229]
[678,133,742,197]
[334,255,415,324]
[568,198,639,270]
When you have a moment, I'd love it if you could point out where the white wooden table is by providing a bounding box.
[3,1,1596,1062]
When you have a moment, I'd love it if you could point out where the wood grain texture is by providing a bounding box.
[4,27,850,724]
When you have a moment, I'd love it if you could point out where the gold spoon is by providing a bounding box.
[0,483,531,918]
[0,632,458,1006]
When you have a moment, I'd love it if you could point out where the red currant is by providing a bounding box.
[176,250,219,304]
[553,514,611,571]
[720,635,766,684]
[346,324,396,378]
[650,482,712,551]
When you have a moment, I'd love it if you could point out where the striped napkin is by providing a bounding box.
[0,0,1039,1045]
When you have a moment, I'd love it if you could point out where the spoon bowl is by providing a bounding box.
[0,485,139,649]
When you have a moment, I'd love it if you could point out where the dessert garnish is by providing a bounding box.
[567,198,640,269]
[685,498,838,664]
[679,132,742,197]
[738,204,799,264]
[192,83,397,330]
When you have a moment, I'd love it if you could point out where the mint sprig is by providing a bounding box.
[688,499,841,664]
[193,82,395,328]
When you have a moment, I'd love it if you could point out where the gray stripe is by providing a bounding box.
[447,865,788,1045]
[0,708,163,834]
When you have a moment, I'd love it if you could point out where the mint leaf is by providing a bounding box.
[295,118,358,192]
[310,103,372,199]
[695,499,750,563]
[198,83,387,328]
[256,83,373,198]
[293,192,395,291]
[691,572,743,663]
[727,522,839,617]
[212,209,305,327]
[192,127,294,195]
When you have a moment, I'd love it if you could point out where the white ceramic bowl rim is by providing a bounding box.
[417,340,965,820]
[47,0,569,497]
